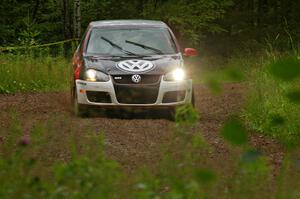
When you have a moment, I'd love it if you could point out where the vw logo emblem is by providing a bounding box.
[117,60,154,73]
[131,74,141,83]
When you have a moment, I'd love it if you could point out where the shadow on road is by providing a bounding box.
[85,107,174,120]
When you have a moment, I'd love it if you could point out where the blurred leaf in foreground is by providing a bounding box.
[194,168,215,184]
[241,150,261,164]
[206,78,222,94]
[269,57,300,81]
[269,113,285,126]
[286,90,300,103]
[225,67,245,82]
[221,118,247,145]
[175,104,199,126]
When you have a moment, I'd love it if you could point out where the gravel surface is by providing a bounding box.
[0,83,284,173]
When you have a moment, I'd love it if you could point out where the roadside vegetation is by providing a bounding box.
[1,50,300,198]
[1,0,300,198]
[243,56,300,148]
[1,102,299,198]
[0,53,70,94]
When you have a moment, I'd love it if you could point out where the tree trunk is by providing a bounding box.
[253,0,258,28]
[62,0,72,40]
[74,0,81,39]
[61,0,72,56]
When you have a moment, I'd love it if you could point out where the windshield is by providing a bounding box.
[86,27,178,56]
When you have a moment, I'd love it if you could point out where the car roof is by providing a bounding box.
[89,20,168,28]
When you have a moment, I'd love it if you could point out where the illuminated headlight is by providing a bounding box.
[84,69,109,82]
[164,68,186,81]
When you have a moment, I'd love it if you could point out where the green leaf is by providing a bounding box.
[194,169,215,184]
[286,90,300,103]
[269,113,285,126]
[175,104,199,125]
[241,150,261,164]
[269,57,300,81]
[206,78,222,94]
[221,118,247,145]
[225,68,245,81]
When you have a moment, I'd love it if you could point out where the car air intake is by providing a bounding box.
[86,91,112,103]
[114,84,159,104]
[162,91,186,103]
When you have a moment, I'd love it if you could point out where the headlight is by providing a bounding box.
[164,68,186,81]
[84,69,109,82]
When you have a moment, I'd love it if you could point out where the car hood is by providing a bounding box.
[83,54,183,75]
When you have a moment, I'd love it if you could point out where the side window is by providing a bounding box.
[77,27,90,53]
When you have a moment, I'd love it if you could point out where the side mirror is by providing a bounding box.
[183,48,198,57]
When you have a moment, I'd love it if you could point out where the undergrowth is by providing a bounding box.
[1,50,300,198]
[0,109,299,199]
[243,56,300,148]
[0,53,70,94]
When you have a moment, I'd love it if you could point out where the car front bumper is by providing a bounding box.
[76,78,193,107]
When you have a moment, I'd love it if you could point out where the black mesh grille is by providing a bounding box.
[162,91,186,103]
[112,75,161,84]
[86,91,112,103]
[114,85,159,104]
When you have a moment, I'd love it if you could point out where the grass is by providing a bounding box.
[190,52,300,147]
[1,109,300,199]
[242,56,300,148]
[0,52,247,94]
[1,50,300,198]
[3,101,300,199]
[0,53,70,94]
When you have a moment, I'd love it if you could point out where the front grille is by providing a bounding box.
[114,84,159,104]
[112,75,161,84]
[162,91,186,103]
[86,91,112,103]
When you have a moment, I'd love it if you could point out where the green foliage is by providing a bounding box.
[221,118,247,146]
[229,151,270,198]
[0,95,300,199]
[1,0,300,197]
[175,104,199,126]
[243,56,300,148]
[52,157,122,199]
[0,54,70,94]
[1,0,300,56]
[143,0,233,45]
[0,114,123,199]
[0,0,63,46]
[18,15,40,46]
[1,0,233,47]
[194,169,216,184]
[269,57,300,81]
[133,131,216,199]
[286,90,300,103]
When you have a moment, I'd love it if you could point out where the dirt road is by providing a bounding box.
[0,84,283,173]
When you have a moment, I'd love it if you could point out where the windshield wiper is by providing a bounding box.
[101,37,141,57]
[125,40,164,55]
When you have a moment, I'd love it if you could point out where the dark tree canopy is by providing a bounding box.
[1,0,299,54]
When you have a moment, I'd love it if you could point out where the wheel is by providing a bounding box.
[73,90,89,117]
